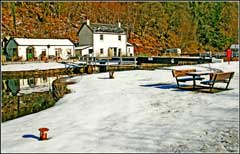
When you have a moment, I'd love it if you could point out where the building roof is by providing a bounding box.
[87,23,125,34]
[13,38,74,46]
[75,46,92,50]
[127,42,133,46]
[230,44,239,49]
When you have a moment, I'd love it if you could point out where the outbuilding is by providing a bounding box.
[5,37,75,61]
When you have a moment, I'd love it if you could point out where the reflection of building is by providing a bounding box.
[2,77,57,95]
[18,77,57,94]
[2,79,20,96]
[76,19,134,58]
[5,38,75,61]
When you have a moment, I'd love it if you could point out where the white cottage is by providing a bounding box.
[5,38,75,61]
[77,19,134,58]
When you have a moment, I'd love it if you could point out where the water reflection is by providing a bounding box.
[2,76,64,96]
[1,75,68,122]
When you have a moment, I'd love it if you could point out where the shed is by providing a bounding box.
[5,38,75,61]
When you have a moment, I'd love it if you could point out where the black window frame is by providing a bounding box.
[100,34,104,40]
[100,48,104,54]
[118,35,121,41]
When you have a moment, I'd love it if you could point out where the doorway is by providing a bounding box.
[26,46,35,61]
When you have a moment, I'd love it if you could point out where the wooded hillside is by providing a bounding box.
[1,2,238,56]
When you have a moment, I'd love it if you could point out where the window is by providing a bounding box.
[13,48,18,57]
[118,48,122,57]
[100,48,104,54]
[66,49,72,55]
[100,34,103,40]
[41,50,46,57]
[114,48,117,56]
[118,35,121,41]
[89,49,93,54]
[55,48,62,57]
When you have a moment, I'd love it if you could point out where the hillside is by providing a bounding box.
[1,2,238,56]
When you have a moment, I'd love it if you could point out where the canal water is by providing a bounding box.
[1,75,69,122]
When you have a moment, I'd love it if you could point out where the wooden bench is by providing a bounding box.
[172,69,204,88]
[200,72,234,92]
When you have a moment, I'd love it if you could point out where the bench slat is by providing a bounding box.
[172,69,196,77]
[200,80,214,85]
[178,77,204,82]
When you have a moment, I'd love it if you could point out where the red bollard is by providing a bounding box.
[38,128,49,140]
[226,47,232,64]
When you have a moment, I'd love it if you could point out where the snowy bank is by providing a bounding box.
[1,62,239,153]
[1,62,67,72]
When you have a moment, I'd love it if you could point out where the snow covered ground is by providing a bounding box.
[1,61,239,153]
[1,62,67,71]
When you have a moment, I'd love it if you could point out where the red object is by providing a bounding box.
[226,48,232,58]
[226,48,232,64]
[38,128,49,140]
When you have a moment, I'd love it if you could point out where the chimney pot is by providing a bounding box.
[87,19,90,26]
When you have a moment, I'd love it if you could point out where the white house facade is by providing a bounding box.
[230,44,239,57]
[5,38,75,61]
[77,20,134,58]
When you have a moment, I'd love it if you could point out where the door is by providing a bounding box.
[114,48,117,56]
[108,48,113,57]
[26,46,35,61]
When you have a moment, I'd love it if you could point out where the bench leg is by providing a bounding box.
[192,77,196,89]
[176,79,180,88]
[209,83,215,93]
[225,79,231,89]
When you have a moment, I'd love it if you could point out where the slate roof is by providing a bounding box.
[88,23,125,34]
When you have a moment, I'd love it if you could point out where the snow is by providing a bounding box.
[14,38,74,46]
[1,61,239,153]
[1,62,67,71]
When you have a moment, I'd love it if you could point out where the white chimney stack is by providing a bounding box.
[118,22,121,28]
[87,19,90,26]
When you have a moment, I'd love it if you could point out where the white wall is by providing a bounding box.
[18,45,74,61]
[93,33,127,57]
[19,77,57,94]
[127,46,134,56]
[81,47,93,57]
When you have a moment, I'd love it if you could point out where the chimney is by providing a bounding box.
[118,22,121,28]
[86,19,90,26]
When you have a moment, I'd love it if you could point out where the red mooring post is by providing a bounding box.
[38,128,49,140]
[226,48,232,64]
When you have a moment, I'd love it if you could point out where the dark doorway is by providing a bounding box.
[26,46,35,61]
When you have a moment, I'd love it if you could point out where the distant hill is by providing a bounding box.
[1,2,238,56]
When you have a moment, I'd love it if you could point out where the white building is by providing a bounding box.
[230,44,239,57]
[5,38,75,61]
[77,19,134,58]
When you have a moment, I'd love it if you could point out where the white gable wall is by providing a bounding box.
[93,33,127,57]
[78,25,93,46]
